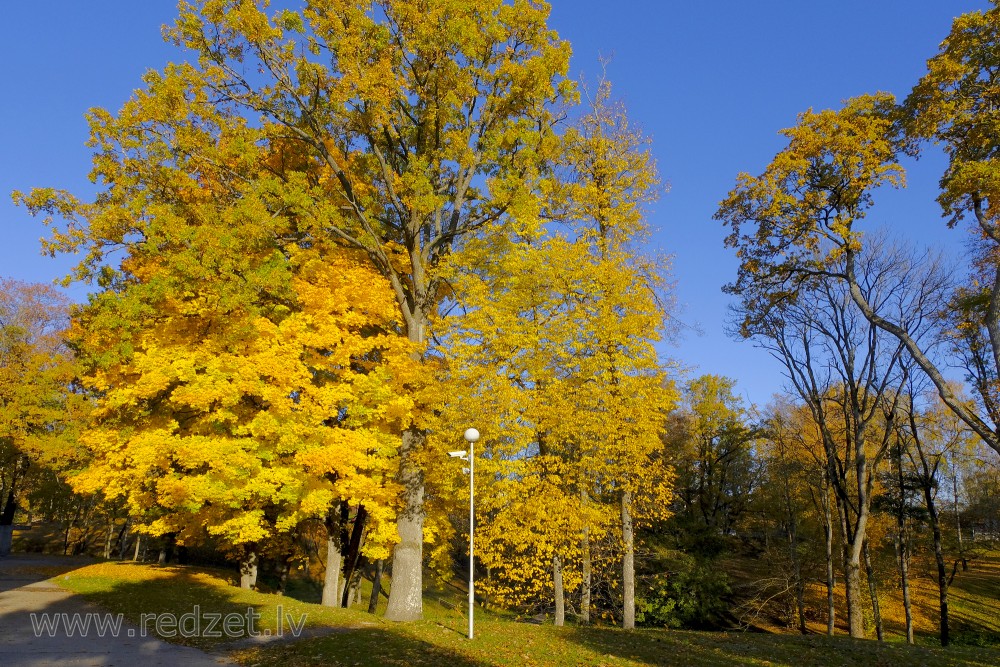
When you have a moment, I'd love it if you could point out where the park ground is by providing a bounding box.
[2,552,1000,666]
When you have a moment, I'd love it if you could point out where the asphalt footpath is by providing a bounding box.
[0,553,232,667]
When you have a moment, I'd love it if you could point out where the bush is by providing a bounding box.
[637,553,730,628]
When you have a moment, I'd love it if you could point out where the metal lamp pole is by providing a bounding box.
[463,427,479,639]
[449,428,480,639]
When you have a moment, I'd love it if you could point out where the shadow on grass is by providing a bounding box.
[236,626,489,667]
[560,624,1000,667]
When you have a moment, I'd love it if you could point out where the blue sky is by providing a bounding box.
[0,1,989,407]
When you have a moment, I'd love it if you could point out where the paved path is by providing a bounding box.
[0,554,233,667]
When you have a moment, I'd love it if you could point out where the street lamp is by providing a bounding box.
[448,427,479,639]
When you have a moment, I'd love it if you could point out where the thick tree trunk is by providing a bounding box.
[368,559,384,614]
[581,524,591,625]
[553,553,565,627]
[384,428,426,621]
[133,534,142,562]
[240,551,258,590]
[322,515,343,607]
[834,491,865,639]
[863,541,883,641]
[621,490,635,630]
[845,557,865,639]
[384,306,430,622]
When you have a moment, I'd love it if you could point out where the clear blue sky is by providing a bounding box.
[0,1,989,407]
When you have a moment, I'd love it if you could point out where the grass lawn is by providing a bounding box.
[49,559,1000,666]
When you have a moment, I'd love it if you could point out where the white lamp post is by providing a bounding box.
[449,426,480,639]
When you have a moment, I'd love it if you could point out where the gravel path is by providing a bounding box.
[0,554,233,667]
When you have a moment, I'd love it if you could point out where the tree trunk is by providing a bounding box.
[103,519,114,560]
[115,519,130,560]
[844,556,865,639]
[0,525,12,557]
[240,551,258,590]
[384,427,426,621]
[341,506,369,608]
[368,559,384,614]
[553,553,565,627]
[581,524,591,625]
[862,541,883,641]
[133,534,143,562]
[276,555,291,595]
[0,486,17,557]
[350,575,361,607]
[894,444,914,644]
[782,471,806,634]
[926,486,950,646]
[896,528,914,644]
[820,481,835,636]
[953,466,967,570]
[621,490,636,630]
[322,517,343,607]
[834,491,865,639]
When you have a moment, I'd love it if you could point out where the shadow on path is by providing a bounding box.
[0,554,232,667]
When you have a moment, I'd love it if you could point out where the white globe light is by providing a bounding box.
[464,428,480,443]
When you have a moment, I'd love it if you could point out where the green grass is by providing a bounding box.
[48,559,1000,665]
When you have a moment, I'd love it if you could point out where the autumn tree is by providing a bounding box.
[18,0,575,620]
[0,279,85,556]
[716,4,1000,465]
[65,222,414,591]
[558,81,676,630]
[901,3,1000,450]
[721,233,949,638]
[442,230,599,624]
[441,81,674,628]
[18,42,418,596]
[896,386,978,646]
[756,398,824,635]
[669,375,759,543]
